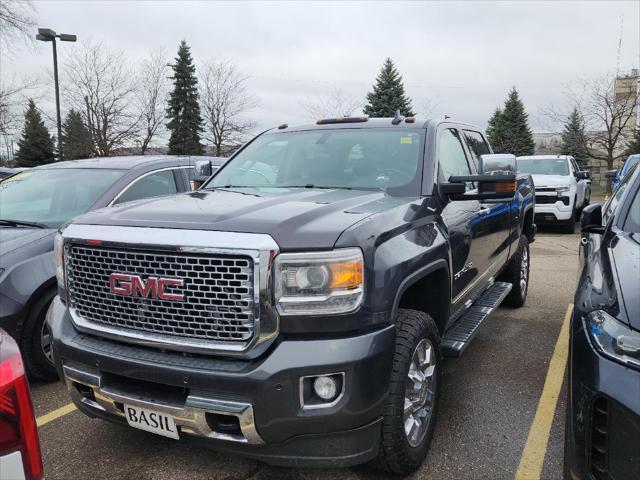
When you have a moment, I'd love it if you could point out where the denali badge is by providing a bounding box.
[109,273,184,301]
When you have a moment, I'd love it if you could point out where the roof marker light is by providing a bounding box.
[316,117,368,125]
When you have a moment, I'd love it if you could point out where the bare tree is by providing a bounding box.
[135,49,169,155]
[299,88,362,119]
[552,76,639,171]
[200,59,256,156]
[62,41,140,157]
[0,0,36,53]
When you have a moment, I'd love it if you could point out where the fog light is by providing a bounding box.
[313,376,338,401]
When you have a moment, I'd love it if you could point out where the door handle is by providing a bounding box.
[478,208,491,216]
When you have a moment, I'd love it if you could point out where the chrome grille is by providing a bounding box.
[67,245,255,344]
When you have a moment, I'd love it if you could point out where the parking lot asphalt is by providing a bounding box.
[29,229,581,480]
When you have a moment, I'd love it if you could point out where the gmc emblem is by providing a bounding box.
[109,273,184,302]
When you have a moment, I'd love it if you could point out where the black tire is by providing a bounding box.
[498,235,530,308]
[563,399,572,480]
[374,309,442,476]
[20,289,59,382]
[562,212,576,234]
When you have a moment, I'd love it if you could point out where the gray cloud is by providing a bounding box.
[4,0,639,134]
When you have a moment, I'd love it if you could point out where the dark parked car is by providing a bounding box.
[565,161,640,480]
[49,116,535,474]
[606,153,639,192]
[0,155,214,381]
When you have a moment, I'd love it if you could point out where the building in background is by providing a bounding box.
[533,132,563,155]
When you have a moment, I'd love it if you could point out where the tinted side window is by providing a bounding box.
[439,129,472,182]
[570,158,579,175]
[462,130,491,172]
[115,169,178,204]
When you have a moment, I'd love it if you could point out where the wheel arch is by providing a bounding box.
[16,278,58,340]
[392,260,450,335]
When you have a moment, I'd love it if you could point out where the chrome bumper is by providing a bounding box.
[63,364,264,445]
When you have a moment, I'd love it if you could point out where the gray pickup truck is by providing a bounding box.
[48,116,535,474]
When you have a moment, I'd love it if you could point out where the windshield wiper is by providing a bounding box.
[283,184,353,190]
[0,219,48,229]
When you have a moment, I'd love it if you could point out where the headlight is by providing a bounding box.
[54,233,65,288]
[555,186,570,195]
[274,248,364,315]
[585,310,640,370]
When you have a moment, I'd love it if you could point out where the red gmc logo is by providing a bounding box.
[109,273,184,302]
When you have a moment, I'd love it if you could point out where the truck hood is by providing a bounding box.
[71,188,411,250]
[531,174,573,188]
[0,228,55,257]
[610,232,640,331]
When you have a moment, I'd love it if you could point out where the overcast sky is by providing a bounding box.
[3,0,640,134]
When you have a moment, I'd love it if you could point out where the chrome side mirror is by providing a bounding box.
[479,154,517,175]
[194,159,213,179]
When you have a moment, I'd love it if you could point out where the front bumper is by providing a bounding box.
[565,312,640,480]
[48,296,394,467]
[534,199,574,223]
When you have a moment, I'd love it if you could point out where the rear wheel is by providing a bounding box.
[374,309,442,475]
[20,289,59,382]
[498,235,530,308]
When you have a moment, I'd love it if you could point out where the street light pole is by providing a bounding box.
[36,28,76,161]
[51,37,62,160]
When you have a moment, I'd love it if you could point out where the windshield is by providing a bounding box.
[0,168,125,228]
[517,158,570,176]
[208,128,423,195]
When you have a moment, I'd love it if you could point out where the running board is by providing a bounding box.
[442,281,512,357]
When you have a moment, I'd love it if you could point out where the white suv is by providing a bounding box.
[517,155,591,233]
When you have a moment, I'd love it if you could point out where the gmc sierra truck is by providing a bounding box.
[48,116,535,475]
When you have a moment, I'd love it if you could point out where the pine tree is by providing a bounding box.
[560,108,589,167]
[166,40,204,155]
[486,108,506,152]
[61,109,93,160]
[500,87,535,156]
[363,58,414,117]
[487,88,534,156]
[14,99,55,167]
[625,128,640,156]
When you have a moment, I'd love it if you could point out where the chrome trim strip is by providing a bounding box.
[452,250,508,305]
[63,365,264,445]
[108,166,193,206]
[61,224,280,357]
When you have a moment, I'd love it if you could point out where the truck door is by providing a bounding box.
[569,156,586,208]
[461,129,512,276]
[437,128,486,305]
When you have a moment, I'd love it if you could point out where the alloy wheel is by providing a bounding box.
[520,246,529,294]
[404,338,437,447]
[40,319,54,365]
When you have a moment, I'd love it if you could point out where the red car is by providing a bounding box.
[0,329,43,480]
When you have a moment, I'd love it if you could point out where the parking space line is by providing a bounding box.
[515,304,572,480]
[36,403,77,427]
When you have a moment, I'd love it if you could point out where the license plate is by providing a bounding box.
[124,404,179,440]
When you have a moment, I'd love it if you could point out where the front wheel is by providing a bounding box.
[562,208,576,234]
[374,309,442,475]
[20,290,59,382]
